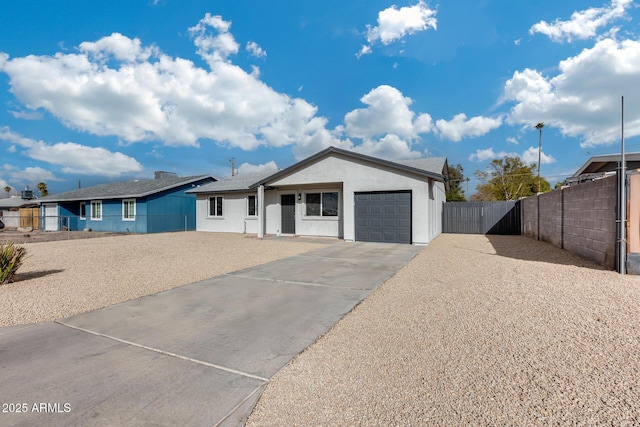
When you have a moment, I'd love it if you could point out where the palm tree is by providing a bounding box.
[37,181,48,197]
[3,186,10,195]
[535,122,545,193]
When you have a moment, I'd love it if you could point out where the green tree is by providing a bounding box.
[446,164,467,201]
[37,181,48,197]
[473,156,550,201]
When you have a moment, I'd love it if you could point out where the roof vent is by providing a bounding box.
[154,171,179,180]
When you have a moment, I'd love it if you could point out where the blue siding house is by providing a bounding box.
[40,172,215,233]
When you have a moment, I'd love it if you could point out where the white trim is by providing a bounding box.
[208,196,224,218]
[90,200,102,221]
[257,185,265,238]
[246,194,257,218]
[122,199,136,221]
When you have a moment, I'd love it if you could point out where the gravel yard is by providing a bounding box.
[247,234,640,426]
[0,232,327,326]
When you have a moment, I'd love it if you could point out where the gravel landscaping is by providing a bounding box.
[0,232,327,326]
[247,234,640,426]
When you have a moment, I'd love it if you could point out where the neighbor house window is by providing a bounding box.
[247,195,257,217]
[123,199,136,221]
[90,201,102,220]
[209,196,223,217]
[305,192,339,217]
[79,202,86,220]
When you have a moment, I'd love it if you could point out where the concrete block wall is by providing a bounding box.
[522,175,617,269]
[539,190,563,247]
[521,196,537,238]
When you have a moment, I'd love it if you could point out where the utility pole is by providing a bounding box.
[229,157,235,176]
[535,122,545,193]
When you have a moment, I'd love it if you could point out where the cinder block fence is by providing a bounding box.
[521,175,617,269]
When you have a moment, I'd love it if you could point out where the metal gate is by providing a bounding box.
[443,201,521,235]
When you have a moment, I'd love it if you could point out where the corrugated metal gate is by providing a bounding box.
[443,201,521,235]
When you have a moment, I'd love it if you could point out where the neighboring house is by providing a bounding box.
[570,152,640,184]
[188,147,449,245]
[0,195,39,228]
[40,172,215,233]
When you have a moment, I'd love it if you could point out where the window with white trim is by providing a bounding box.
[90,201,102,220]
[122,199,136,221]
[305,192,339,217]
[247,195,257,217]
[79,202,86,220]
[208,196,223,217]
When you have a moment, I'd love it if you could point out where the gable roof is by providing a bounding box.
[187,147,448,195]
[252,147,448,188]
[0,196,39,209]
[41,175,214,203]
[187,171,275,194]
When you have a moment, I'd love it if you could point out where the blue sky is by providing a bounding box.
[1,0,639,197]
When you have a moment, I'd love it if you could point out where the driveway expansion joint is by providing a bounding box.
[223,273,373,291]
[55,320,269,382]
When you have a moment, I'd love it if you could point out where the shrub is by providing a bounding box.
[0,242,27,285]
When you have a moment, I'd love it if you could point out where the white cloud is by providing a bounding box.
[352,134,422,159]
[10,110,43,120]
[237,161,278,174]
[507,137,519,145]
[521,146,556,165]
[80,32,157,62]
[0,127,143,177]
[435,113,503,142]
[246,41,266,58]
[360,0,437,56]
[469,148,513,162]
[344,85,432,139]
[529,0,632,43]
[356,45,372,59]
[0,16,332,152]
[367,0,437,44]
[503,37,640,147]
[189,13,239,65]
[9,167,61,183]
[468,146,555,165]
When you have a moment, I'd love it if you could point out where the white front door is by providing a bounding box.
[44,203,59,231]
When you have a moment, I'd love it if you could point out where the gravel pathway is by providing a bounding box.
[247,234,640,426]
[0,232,327,326]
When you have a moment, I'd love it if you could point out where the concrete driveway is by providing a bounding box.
[0,241,421,426]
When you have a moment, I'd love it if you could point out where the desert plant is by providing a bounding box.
[0,243,27,285]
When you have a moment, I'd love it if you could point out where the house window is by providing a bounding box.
[305,192,339,217]
[79,202,86,220]
[247,195,257,217]
[123,199,136,221]
[209,196,223,217]
[90,201,102,220]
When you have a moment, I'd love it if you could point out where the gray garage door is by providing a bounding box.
[355,191,411,244]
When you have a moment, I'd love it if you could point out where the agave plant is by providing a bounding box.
[0,242,27,285]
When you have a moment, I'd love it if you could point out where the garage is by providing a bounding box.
[355,191,412,244]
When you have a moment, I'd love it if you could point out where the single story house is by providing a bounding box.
[40,172,215,233]
[188,147,449,245]
[570,152,640,184]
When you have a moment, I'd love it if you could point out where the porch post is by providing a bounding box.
[258,184,265,239]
